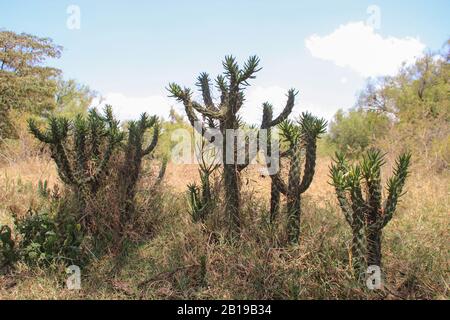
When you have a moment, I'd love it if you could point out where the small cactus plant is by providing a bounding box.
[37,179,50,198]
[273,112,327,243]
[188,140,219,223]
[169,56,296,236]
[330,149,411,279]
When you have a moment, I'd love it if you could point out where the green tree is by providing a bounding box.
[0,31,62,139]
[356,41,449,169]
[54,78,99,118]
[328,108,390,157]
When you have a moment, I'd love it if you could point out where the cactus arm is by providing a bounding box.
[238,55,262,86]
[52,142,76,186]
[299,136,317,193]
[271,173,288,195]
[30,117,76,187]
[362,151,384,202]
[337,187,354,226]
[223,56,259,114]
[382,152,411,228]
[298,113,327,193]
[168,83,207,133]
[215,75,229,110]
[329,161,354,225]
[85,128,123,184]
[263,89,298,129]
[196,73,219,127]
[28,119,54,144]
[288,144,303,194]
[191,101,225,120]
[88,109,106,159]
[196,72,218,111]
[222,55,241,88]
[143,123,160,156]
[74,115,88,175]
[261,102,274,129]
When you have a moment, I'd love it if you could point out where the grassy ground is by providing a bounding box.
[0,156,449,300]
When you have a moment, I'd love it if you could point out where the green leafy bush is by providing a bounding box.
[12,207,84,266]
[328,109,390,157]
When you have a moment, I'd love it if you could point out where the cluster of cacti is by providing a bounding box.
[28,106,165,230]
[330,149,411,279]
[28,106,124,221]
[268,112,327,243]
[169,56,296,237]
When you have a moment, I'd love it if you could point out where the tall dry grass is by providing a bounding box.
[0,155,448,300]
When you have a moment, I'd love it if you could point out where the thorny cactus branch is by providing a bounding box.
[330,149,411,278]
[262,89,298,129]
[382,152,411,228]
[270,112,327,243]
[196,72,218,112]
[298,112,327,193]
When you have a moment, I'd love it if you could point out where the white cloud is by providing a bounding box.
[98,93,172,121]
[305,22,426,77]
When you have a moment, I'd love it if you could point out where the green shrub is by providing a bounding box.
[328,109,390,157]
[12,207,84,266]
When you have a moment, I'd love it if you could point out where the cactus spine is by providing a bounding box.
[330,150,411,278]
[169,56,296,237]
[272,113,327,243]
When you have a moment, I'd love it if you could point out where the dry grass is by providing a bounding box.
[0,155,449,300]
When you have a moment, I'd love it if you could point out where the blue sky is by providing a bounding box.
[2,0,449,123]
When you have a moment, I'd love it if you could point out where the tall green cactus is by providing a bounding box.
[28,106,124,216]
[329,153,367,279]
[330,150,411,277]
[119,113,161,222]
[272,113,327,243]
[260,103,281,223]
[169,56,296,237]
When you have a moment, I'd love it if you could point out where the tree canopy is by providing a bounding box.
[0,31,62,139]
